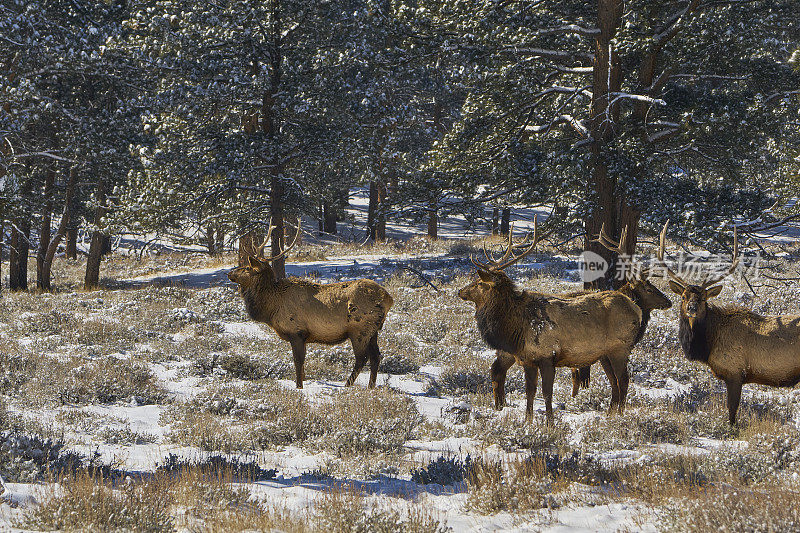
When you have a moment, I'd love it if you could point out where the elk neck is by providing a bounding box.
[241,272,282,324]
[475,280,527,354]
[618,285,650,346]
[679,311,711,363]
[475,282,552,355]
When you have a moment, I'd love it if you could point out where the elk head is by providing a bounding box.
[592,223,672,311]
[228,217,301,287]
[657,220,738,328]
[458,216,544,306]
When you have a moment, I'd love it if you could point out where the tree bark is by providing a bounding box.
[584,0,624,290]
[206,225,216,255]
[65,227,78,259]
[322,201,337,235]
[238,231,258,266]
[9,218,30,291]
[269,173,286,279]
[36,169,55,290]
[427,201,438,240]
[376,181,387,242]
[500,207,511,236]
[40,167,78,291]
[367,181,378,240]
[263,0,286,278]
[84,178,107,290]
[101,234,112,256]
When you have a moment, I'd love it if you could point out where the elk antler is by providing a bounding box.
[591,223,627,255]
[700,225,739,288]
[591,223,650,279]
[256,217,302,263]
[656,220,739,288]
[656,220,691,288]
[471,216,543,271]
[255,222,277,259]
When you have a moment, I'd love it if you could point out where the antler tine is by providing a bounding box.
[701,225,740,288]
[492,216,541,271]
[470,254,493,271]
[493,222,517,265]
[591,223,628,255]
[261,217,302,263]
[656,220,690,287]
[256,220,276,259]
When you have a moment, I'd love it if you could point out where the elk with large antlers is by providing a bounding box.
[658,221,800,425]
[568,224,673,396]
[459,218,643,422]
[228,219,394,388]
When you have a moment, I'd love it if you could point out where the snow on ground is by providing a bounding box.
[3,233,800,531]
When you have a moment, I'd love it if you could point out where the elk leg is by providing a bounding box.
[599,356,619,414]
[524,365,538,421]
[346,335,369,387]
[367,334,381,389]
[289,336,307,389]
[539,358,555,425]
[608,355,629,415]
[571,367,590,397]
[491,351,516,410]
[725,377,743,426]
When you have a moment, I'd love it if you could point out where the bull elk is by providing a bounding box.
[569,224,672,396]
[658,221,800,425]
[459,218,643,423]
[228,219,394,388]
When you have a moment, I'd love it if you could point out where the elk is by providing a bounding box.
[658,221,800,425]
[459,218,643,423]
[228,220,394,389]
[568,224,672,397]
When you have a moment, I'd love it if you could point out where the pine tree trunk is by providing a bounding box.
[427,201,438,240]
[584,0,624,290]
[492,207,499,235]
[101,234,112,256]
[500,207,510,236]
[9,218,30,291]
[36,170,55,290]
[238,231,258,266]
[376,181,387,242]
[262,1,285,279]
[323,201,337,235]
[40,167,77,291]
[269,174,286,279]
[66,228,78,259]
[84,179,107,290]
[367,181,378,240]
[206,225,216,255]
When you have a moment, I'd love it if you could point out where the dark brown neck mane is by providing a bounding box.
[678,312,710,363]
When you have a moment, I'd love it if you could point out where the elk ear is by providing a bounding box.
[705,284,723,299]
[248,256,267,271]
[477,270,496,284]
[668,280,685,295]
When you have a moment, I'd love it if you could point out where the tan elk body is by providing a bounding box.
[659,221,800,424]
[459,219,643,422]
[228,221,394,388]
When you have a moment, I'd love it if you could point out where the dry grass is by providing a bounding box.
[21,471,175,532]
[659,483,800,532]
[465,457,566,514]
[21,355,168,407]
